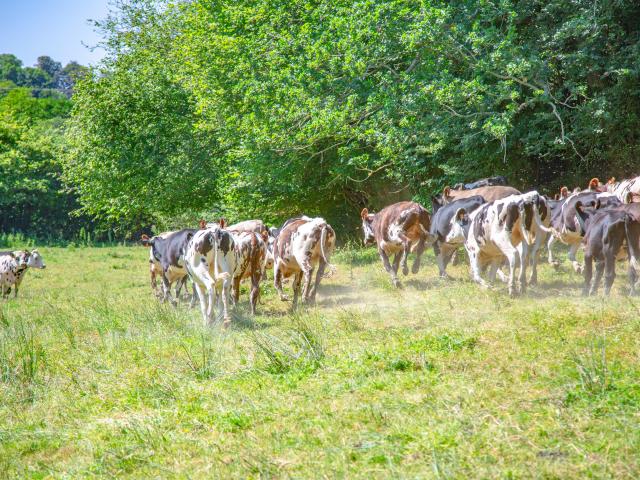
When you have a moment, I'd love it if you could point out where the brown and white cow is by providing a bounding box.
[227,219,275,272]
[273,216,336,307]
[0,250,46,298]
[461,191,558,296]
[361,201,434,287]
[231,230,268,314]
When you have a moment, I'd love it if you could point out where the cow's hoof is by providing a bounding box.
[279,295,289,302]
[392,278,401,288]
[222,319,232,329]
[411,263,420,274]
[402,265,409,276]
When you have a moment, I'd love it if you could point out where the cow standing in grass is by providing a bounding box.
[461,192,558,296]
[361,202,434,287]
[0,250,46,299]
[273,216,335,307]
[185,225,236,326]
[231,231,268,314]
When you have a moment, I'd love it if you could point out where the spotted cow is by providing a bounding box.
[0,250,46,299]
[462,191,558,296]
[230,230,268,314]
[273,217,336,307]
[227,219,274,272]
[361,202,434,287]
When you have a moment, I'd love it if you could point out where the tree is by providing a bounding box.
[0,54,24,85]
[36,55,62,80]
[56,61,88,96]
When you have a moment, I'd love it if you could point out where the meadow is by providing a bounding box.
[1,244,640,478]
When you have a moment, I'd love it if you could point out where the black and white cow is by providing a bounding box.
[462,191,558,296]
[361,202,434,287]
[0,250,46,298]
[273,216,336,307]
[184,225,236,327]
[429,195,486,278]
[142,229,197,305]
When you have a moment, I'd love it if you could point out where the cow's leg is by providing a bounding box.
[190,282,197,308]
[250,270,261,315]
[301,266,315,305]
[590,259,605,296]
[193,282,209,326]
[487,259,501,284]
[219,276,232,327]
[309,260,326,304]
[274,261,288,301]
[411,236,426,274]
[547,234,559,267]
[568,242,582,273]
[583,253,593,296]
[468,249,489,288]
[529,233,545,285]
[150,264,158,297]
[629,265,639,296]
[603,253,616,296]
[519,242,530,294]
[434,242,447,278]
[161,272,177,306]
[292,271,303,309]
[232,276,241,306]
[378,248,399,288]
[398,234,411,276]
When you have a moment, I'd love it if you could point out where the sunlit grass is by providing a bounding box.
[1,244,639,478]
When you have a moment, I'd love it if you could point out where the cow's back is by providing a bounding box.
[449,186,520,203]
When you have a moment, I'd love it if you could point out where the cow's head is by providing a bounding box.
[588,177,600,191]
[445,208,470,244]
[560,186,569,198]
[13,251,30,268]
[27,250,46,269]
[360,208,376,245]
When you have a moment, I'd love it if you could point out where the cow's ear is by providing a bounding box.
[454,208,467,221]
[360,208,369,220]
[443,186,451,197]
[590,199,601,209]
[198,219,206,229]
[589,178,600,190]
[219,217,226,228]
[625,191,634,204]
[560,186,568,198]
[575,201,584,213]
[554,194,560,200]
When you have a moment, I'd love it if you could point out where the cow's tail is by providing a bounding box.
[532,206,561,239]
[624,214,640,274]
[320,225,336,278]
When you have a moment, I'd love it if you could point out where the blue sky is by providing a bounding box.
[0,0,109,67]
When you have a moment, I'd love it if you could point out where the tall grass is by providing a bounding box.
[0,319,45,384]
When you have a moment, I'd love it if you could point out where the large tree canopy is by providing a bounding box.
[63,0,640,234]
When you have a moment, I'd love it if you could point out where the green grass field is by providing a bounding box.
[1,244,640,478]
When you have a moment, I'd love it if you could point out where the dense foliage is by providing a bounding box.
[0,56,90,240]
[44,0,640,233]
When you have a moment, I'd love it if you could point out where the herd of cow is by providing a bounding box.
[3,174,640,327]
